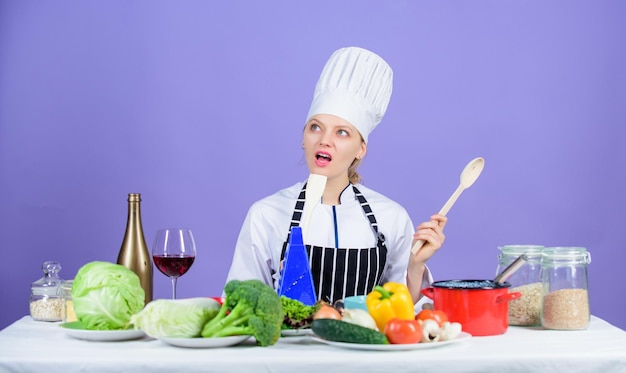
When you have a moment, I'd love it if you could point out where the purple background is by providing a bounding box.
[1,1,625,331]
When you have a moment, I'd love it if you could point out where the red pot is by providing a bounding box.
[421,280,522,336]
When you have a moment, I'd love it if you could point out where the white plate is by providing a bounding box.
[159,335,251,348]
[281,328,313,337]
[60,322,146,342]
[311,332,471,351]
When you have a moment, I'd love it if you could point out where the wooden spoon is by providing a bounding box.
[494,254,527,285]
[301,173,327,242]
[411,157,485,255]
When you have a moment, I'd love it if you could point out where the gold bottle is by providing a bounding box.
[117,193,153,304]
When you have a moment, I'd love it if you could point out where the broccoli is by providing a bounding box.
[280,296,321,330]
[201,279,284,346]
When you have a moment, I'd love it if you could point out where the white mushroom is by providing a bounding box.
[440,321,462,341]
[419,319,441,343]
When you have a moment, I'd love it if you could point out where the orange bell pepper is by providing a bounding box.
[366,282,415,332]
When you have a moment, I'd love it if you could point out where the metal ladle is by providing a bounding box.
[412,157,485,255]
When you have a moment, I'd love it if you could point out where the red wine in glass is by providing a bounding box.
[152,228,196,299]
[153,255,195,278]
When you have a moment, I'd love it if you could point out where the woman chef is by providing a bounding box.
[224,47,447,308]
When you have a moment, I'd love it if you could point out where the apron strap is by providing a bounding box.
[352,185,387,250]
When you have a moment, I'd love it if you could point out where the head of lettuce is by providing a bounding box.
[72,261,145,330]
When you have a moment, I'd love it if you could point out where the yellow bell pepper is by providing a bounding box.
[365,282,415,332]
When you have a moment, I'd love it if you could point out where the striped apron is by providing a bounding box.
[280,184,388,304]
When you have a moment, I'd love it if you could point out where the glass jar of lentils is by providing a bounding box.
[496,245,544,326]
[30,261,65,322]
[540,247,591,330]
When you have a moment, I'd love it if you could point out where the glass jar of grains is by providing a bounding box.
[60,280,76,323]
[30,261,65,322]
[540,247,591,330]
[496,245,544,326]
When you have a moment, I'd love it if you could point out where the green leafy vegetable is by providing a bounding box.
[72,261,145,330]
[129,298,221,338]
[280,296,321,330]
[201,279,284,346]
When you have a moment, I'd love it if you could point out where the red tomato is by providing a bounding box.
[416,309,449,327]
[383,318,422,344]
[211,297,224,306]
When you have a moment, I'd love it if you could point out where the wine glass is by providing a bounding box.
[152,228,196,299]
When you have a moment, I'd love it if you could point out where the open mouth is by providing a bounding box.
[316,152,332,162]
[314,152,332,167]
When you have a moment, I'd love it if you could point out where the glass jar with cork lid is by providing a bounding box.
[30,261,65,322]
[496,245,544,326]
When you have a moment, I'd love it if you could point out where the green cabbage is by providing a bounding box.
[72,261,145,330]
[130,298,221,338]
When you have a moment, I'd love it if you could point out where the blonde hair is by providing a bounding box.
[348,158,362,184]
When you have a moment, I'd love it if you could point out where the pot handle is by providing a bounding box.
[421,287,435,299]
[496,291,522,304]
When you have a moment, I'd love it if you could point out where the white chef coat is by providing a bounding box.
[225,181,433,309]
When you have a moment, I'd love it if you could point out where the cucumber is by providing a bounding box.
[311,319,388,344]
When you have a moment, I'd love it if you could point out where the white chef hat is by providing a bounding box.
[306,47,393,144]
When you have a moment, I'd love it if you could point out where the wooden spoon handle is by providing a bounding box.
[438,185,464,216]
[410,239,426,255]
[410,185,463,255]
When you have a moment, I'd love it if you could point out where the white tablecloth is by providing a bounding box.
[1,315,625,373]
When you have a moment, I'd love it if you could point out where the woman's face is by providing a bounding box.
[302,114,366,182]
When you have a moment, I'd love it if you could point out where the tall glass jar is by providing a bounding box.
[30,261,65,322]
[60,280,76,323]
[540,247,591,330]
[496,245,544,326]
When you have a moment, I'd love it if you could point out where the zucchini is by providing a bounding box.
[311,319,388,344]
